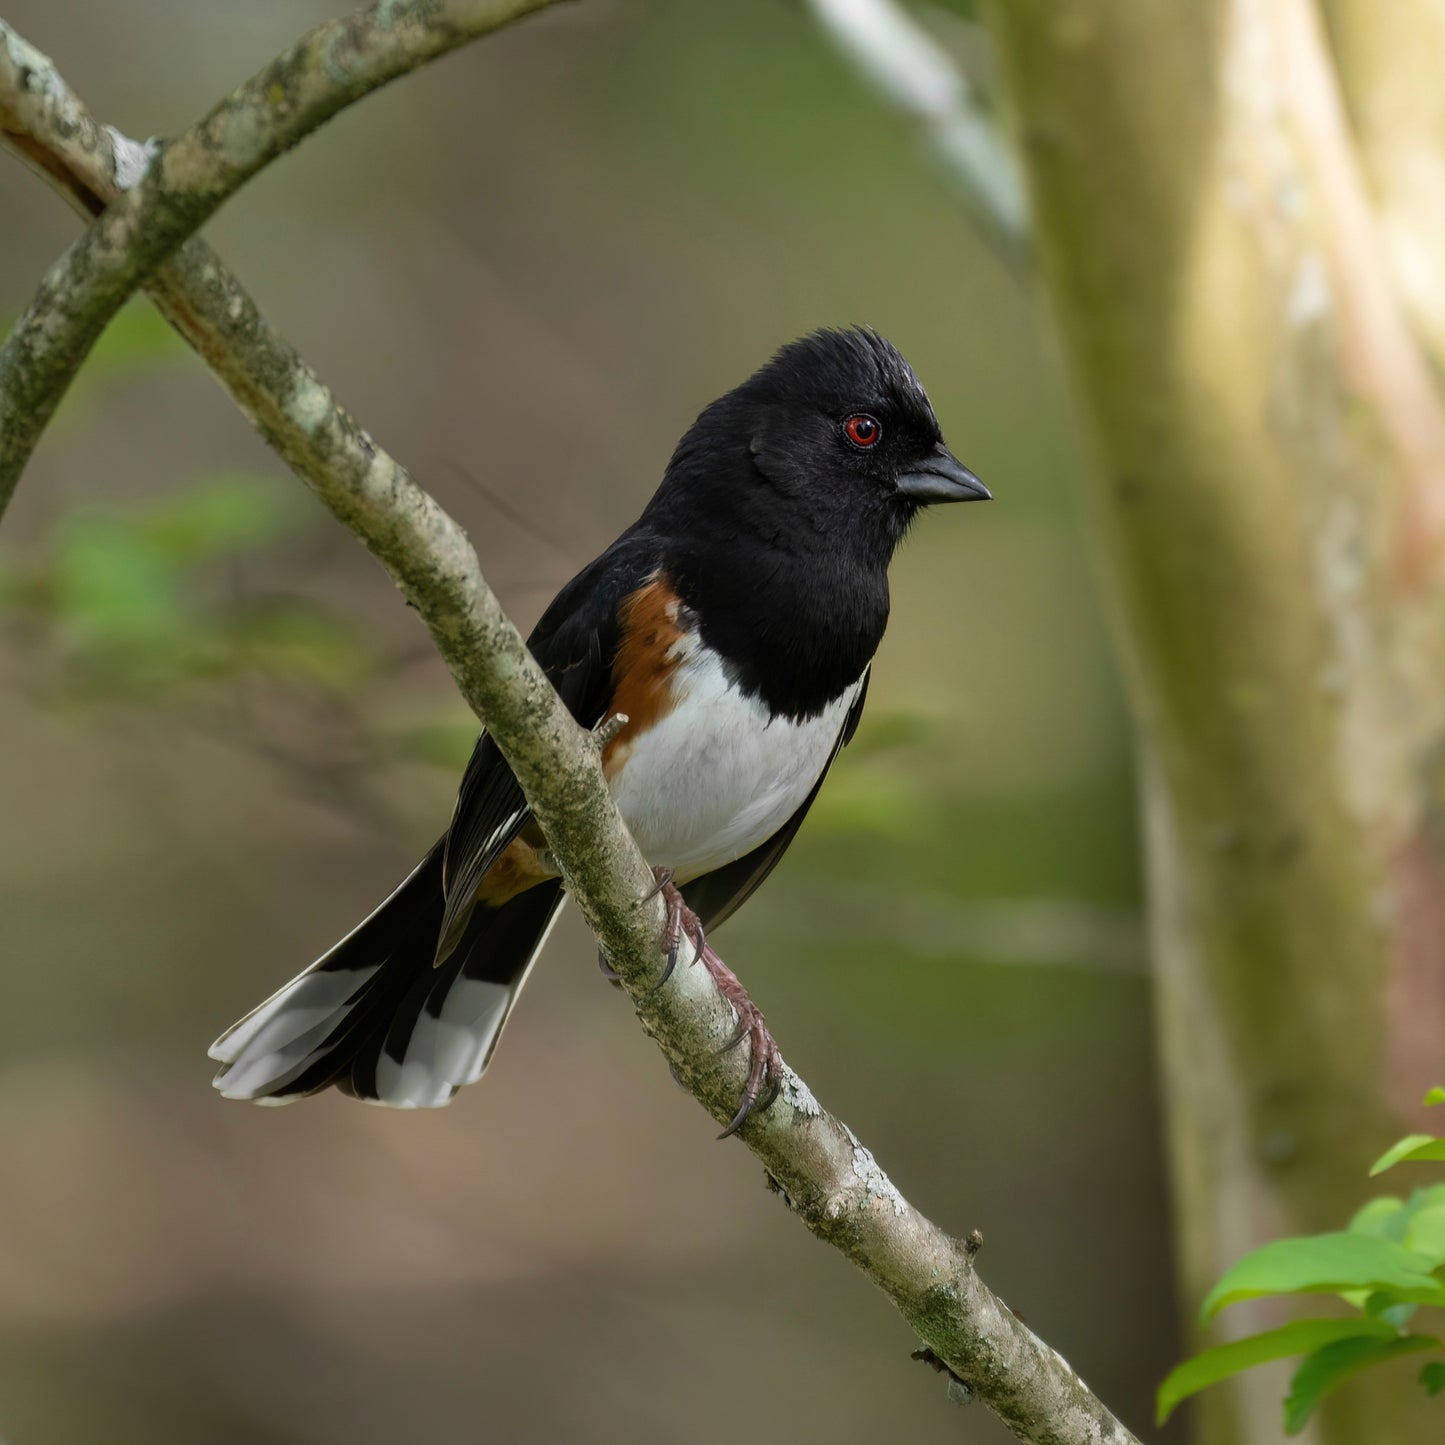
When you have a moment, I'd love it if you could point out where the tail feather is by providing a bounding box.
[210,842,562,1108]
[346,880,564,1108]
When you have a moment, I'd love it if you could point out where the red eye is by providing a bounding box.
[844,414,881,448]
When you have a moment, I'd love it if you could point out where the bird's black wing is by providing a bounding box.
[681,667,871,932]
[436,532,660,955]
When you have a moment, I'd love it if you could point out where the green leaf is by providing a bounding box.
[1421,1361,1445,1396]
[1199,1234,1445,1322]
[1284,1336,1442,1434]
[1404,1204,1445,1265]
[1426,1087,1445,1107]
[1348,1196,1406,1239]
[1156,1319,1395,1424]
[1371,1135,1445,1176]
[1361,1292,1418,1329]
[1354,1287,1445,1315]
[1395,1184,1445,1233]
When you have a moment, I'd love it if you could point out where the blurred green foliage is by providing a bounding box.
[1159,1088,1445,1433]
[0,6,1161,1442]
[0,302,384,706]
[0,474,371,697]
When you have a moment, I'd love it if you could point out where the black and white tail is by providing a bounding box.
[209,842,565,1108]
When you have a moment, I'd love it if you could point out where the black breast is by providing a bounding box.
[636,399,904,720]
[663,535,890,721]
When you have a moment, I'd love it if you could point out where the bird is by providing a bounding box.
[210,327,989,1132]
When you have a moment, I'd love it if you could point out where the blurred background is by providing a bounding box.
[10,1,1439,1443]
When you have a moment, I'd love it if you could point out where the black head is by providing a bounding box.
[636,329,987,718]
[738,327,988,519]
[647,328,988,563]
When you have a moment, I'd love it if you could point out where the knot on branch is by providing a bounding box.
[108,130,158,190]
[911,1348,974,1406]
[593,711,628,750]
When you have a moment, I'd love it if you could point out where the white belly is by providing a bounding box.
[608,647,861,882]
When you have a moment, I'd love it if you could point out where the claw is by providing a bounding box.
[697,940,783,1137]
[717,1029,773,1138]
[717,1013,750,1054]
[646,867,783,1136]
[596,948,622,985]
[719,1094,753,1140]
[638,866,675,908]
[647,936,681,996]
[720,1044,764,1133]
[649,866,703,995]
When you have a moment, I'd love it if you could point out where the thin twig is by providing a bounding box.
[807,0,1030,268]
[0,0,571,514]
[0,14,1140,1443]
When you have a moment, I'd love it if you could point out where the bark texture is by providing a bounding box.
[0,0,571,511]
[0,12,1144,1443]
[1321,0,1445,379]
[984,3,1445,1442]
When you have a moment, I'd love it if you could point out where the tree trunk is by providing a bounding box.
[983,2,1445,1441]
[1321,0,1445,378]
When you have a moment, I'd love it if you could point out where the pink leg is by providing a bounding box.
[652,868,782,1137]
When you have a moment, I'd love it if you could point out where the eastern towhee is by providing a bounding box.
[211,328,989,1130]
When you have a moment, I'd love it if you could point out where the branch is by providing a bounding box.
[980,5,1445,1437]
[1320,0,1445,384]
[0,16,1141,1445]
[806,0,1030,268]
[1271,0,1445,589]
[0,0,570,516]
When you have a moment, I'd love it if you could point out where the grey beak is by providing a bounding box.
[896,444,991,504]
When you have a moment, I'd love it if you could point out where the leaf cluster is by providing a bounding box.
[0,476,370,696]
[1158,1088,1445,1431]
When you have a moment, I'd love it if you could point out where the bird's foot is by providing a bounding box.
[704,945,783,1137]
[607,866,694,992]
[650,868,782,1137]
[596,948,623,988]
[651,867,702,994]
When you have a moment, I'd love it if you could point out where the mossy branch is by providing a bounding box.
[0,0,572,514]
[0,12,1141,1442]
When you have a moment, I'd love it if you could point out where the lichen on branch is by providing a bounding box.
[0,11,1140,1442]
[0,0,573,511]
